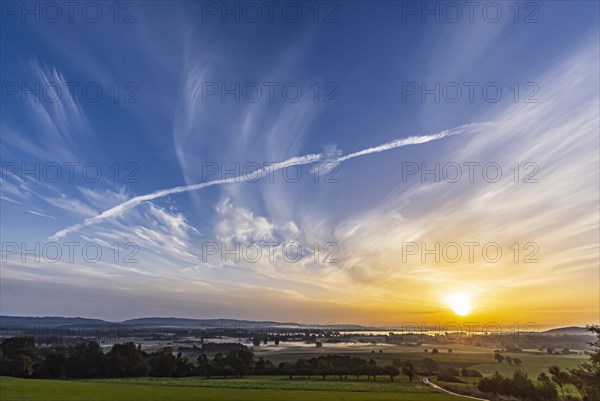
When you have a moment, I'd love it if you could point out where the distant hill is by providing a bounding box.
[118,317,368,330]
[119,317,301,328]
[0,316,111,327]
[5,316,585,333]
[542,326,588,335]
[0,315,370,330]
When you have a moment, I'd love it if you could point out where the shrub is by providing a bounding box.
[460,368,482,377]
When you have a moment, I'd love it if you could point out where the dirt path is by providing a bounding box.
[422,377,490,401]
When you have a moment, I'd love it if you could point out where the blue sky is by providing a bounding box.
[1,1,599,326]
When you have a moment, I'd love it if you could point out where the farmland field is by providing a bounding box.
[255,342,588,377]
[254,343,588,399]
[0,341,589,400]
[0,376,465,401]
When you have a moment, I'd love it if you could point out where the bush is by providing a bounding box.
[460,368,482,377]
[477,370,558,401]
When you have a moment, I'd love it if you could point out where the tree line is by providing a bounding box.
[0,338,404,381]
[477,325,600,401]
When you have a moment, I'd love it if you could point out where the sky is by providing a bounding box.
[1,1,599,329]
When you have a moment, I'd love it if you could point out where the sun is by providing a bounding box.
[446,292,473,316]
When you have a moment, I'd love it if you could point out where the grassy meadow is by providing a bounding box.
[0,375,464,401]
[254,341,588,377]
[1,342,588,400]
[254,342,588,399]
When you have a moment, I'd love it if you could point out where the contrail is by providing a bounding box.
[337,122,488,162]
[50,122,490,240]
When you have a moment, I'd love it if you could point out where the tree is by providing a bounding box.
[349,357,368,380]
[65,341,104,378]
[14,354,33,377]
[280,362,295,380]
[295,358,312,378]
[105,342,149,377]
[148,347,176,377]
[368,365,382,381]
[505,355,513,365]
[316,359,331,380]
[421,358,438,375]
[196,354,212,378]
[254,357,275,375]
[537,372,550,382]
[513,357,522,366]
[335,366,349,380]
[174,352,194,377]
[402,361,416,382]
[213,353,235,378]
[537,380,559,401]
[511,369,537,399]
[225,349,254,378]
[569,325,600,401]
[478,371,506,394]
[0,337,37,378]
[548,365,569,399]
[0,337,36,360]
[431,348,439,354]
[478,370,557,400]
[494,353,504,364]
[382,365,400,381]
[36,351,66,378]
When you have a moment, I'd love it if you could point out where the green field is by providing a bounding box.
[0,376,468,401]
[255,342,588,378]
[255,343,588,399]
[1,342,588,400]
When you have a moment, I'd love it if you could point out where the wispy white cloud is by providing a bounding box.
[319,37,599,315]
[45,195,97,218]
[2,61,90,161]
[25,209,55,219]
[50,122,489,240]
